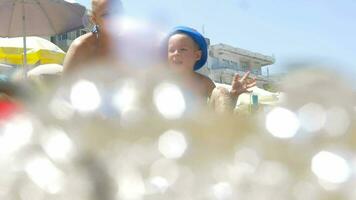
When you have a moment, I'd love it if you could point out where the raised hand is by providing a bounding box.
[230,71,256,98]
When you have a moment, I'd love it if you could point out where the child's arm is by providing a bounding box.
[205,77,216,98]
[209,71,256,114]
[230,71,256,101]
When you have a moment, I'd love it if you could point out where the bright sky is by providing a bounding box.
[76,0,356,78]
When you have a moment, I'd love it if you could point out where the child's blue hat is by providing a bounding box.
[168,26,208,71]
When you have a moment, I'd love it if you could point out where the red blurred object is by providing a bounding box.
[0,100,20,120]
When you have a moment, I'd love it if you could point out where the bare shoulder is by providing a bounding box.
[195,72,216,97]
[63,33,97,73]
[196,73,215,87]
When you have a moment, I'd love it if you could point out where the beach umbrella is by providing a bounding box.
[0,37,65,65]
[0,63,14,71]
[27,63,63,77]
[0,63,15,81]
[0,0,86,67]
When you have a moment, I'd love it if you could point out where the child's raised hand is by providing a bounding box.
[230,71,256,98]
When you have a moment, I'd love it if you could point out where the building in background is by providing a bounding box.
[198,43,275,89]
[49,10,92,52]
[50,28,90,52]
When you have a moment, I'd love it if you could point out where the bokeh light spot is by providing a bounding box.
[312,151,351,184]
[70,80,101,113]
[149,176,169,193]
[25,156,63,194]
[153,83,186,120]
[117,169,146,200]
[266,107,300,139]
[158,130,187,159]
[212,182,233,200]
[42,128,74,162]
[298,103,326,133]
[113,81,138,113]
[0,115,33,155]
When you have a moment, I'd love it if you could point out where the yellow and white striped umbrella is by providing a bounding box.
[0,37,65,66]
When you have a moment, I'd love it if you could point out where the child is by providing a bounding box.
[166,26,215,98]
[166,26,256,112]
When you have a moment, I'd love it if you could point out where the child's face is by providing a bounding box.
[168,34,202,72]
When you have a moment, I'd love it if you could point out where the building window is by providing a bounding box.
[209,50,213,57]
[241,61,249,71]
[58,33,67,41]
[222,59,229,68]
[231,61,239,70]
[50,36,56,43]
[252,68,262,75]
[68,31,76,40]
[209,57,220,69]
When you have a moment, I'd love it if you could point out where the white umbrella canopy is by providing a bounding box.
[0,63,14,74]
[0,63,14,69]
[0,0,86,37]
[0,0,86,67]
[27,63,63,77]
[0,63,15,82]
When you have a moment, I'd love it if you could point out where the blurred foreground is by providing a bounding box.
[0,65,355,200]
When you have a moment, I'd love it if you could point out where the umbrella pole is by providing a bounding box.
[22,0,27,69]
[23,36,27,68]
